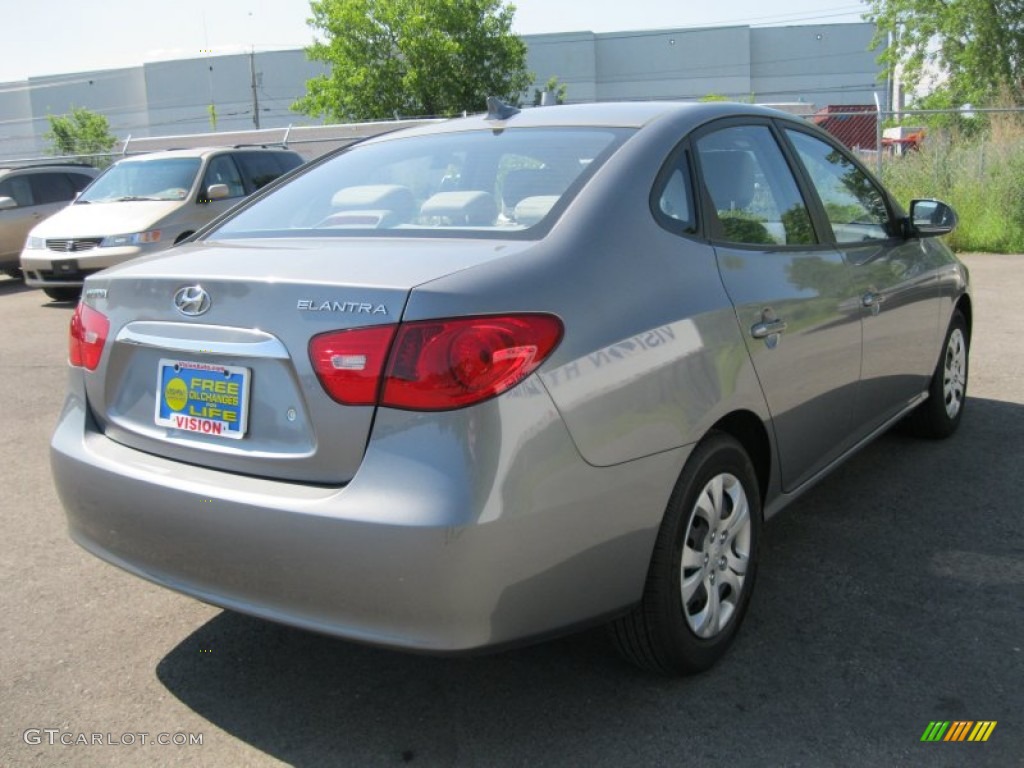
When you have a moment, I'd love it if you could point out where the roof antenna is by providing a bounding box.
[485,96,520,121]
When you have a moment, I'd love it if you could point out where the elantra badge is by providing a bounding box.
[174,285,211,317]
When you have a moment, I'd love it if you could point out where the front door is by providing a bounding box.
[781,127,945,433]
[694,122,864,492]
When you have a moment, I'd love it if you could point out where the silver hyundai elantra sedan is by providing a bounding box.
[51,101,970,674]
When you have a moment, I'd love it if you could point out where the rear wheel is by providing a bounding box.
[43,286,81,302]
[611,432,761,674]
[904,310,968,439]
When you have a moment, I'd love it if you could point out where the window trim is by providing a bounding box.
[649,141,698,237]
[689,116,830,251]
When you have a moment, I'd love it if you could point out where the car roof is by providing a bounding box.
[378,101,800,140]
[114,146,297,164]
[0,162,99,176]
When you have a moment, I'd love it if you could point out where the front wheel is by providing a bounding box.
[904,310,969,439]
[610,432,761,675]
[43,286,81,302]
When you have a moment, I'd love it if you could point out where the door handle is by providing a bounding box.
[862,291,885,308]
[750,319,787,339]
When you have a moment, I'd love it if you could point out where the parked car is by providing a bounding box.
[21,146,303,300]
[51,101,970,674]
[0,162,99,279]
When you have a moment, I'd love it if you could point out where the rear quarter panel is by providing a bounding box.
[404,114,771,468]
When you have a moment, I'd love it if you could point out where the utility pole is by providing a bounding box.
[250,47,260,129]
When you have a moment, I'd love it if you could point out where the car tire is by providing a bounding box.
[3,268,22,280]
[904,310,969,439]
[610,432,761,675]
[43,287,81,302]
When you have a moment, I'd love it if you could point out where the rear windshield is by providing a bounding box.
[210,127,630,240]
[79,158,202,203]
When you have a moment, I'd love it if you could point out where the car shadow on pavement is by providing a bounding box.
[155,397,1024,767]
[0,277,34,296]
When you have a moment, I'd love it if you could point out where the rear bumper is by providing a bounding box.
[52,373,686,652]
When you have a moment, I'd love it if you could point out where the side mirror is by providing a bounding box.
[205,183,230,201]
[0,196,17,211]
[907,199,958,238]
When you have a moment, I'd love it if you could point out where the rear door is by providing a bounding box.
[694,121,864,491]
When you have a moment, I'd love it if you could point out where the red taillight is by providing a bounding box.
[383,314,562,410]
[69,303,110,371]
[308,314,563,411]
[309,324,398,405]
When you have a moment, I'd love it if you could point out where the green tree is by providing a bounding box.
[866,0,1024,106]
[44,107,117,163]
[294,0,532,121]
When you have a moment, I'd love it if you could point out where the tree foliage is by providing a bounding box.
[533,75,567,106]
[44,107,117,162]
[294,0,532,121]
[866,0,1024,106]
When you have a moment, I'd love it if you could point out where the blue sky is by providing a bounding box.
[0,0,867,83]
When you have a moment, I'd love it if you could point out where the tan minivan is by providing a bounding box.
[21,146,303,300]
[0,163,99,280]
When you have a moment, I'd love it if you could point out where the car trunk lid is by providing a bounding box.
[81,237,526,484]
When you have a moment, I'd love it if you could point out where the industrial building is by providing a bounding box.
[0,22,883,160]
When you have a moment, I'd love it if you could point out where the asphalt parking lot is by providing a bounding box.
[1,253,1021,768]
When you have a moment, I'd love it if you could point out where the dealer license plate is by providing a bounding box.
[154,359,250,439]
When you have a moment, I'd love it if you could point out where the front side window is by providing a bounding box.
[79,158,202,203]
[785,129,892,243]
[31,172,76,204]
[202,155,245,199]
[695,124,816,247]
[211,128,630,240]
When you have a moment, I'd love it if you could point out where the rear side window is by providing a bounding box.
[0,176,33,206]
[212,127,630,240]
[67,172,94,191]
[275,152,304,174]
[30,172,76,204]
[234,152,293,191]
[695,124,816,247]
[651,146,695,234]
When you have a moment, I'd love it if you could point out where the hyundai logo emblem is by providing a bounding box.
[173,285,211,317]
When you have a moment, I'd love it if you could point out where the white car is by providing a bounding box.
[21,146,303,300]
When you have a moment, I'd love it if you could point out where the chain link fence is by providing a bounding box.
[0,119,440,168]
[5,104,1023,180]
[809,105,1024,176]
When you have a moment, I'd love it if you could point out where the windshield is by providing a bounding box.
[211,127,630,240]
[79,158,202,203]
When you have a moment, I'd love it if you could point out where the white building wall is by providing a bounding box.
[750,24,883,106]
[0,23,882,161]
[594,26,752,102]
